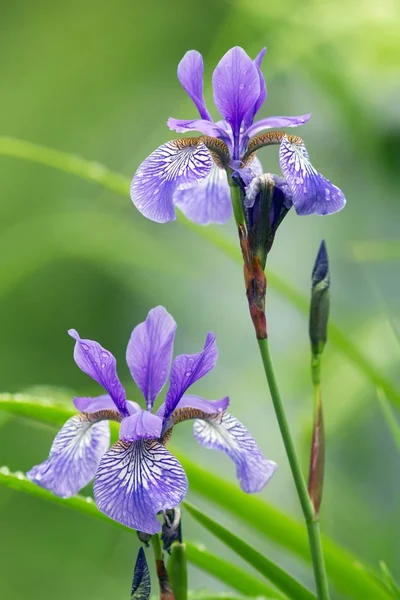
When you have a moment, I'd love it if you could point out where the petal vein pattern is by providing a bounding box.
[27,414,110,498]
[130,140,213,223]
[279,137,346,216]
[193,412,277,493]
[94,439,188,533]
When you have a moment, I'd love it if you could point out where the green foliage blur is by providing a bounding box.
[0,0,399,598]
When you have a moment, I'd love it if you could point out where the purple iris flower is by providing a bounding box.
[130,46,345,225]
[27,306,276,534]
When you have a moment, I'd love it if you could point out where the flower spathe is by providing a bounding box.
[130,46,345,225]
[27,306,276,534]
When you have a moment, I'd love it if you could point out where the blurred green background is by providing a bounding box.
[0,0,399,598]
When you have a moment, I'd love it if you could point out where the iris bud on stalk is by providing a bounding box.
[308,241,330,517]
[131,548,151,599]
[309,240,330,370]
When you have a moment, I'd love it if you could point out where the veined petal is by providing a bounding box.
[244,48,267,129]
[246,114,312,138]
[131,548,151,600]
[126,306,177,410]
[212,46,260,137]
[94,439,188,533]
[173,164,232,225]
[120,409,163,442]
[193,412,277,493]
[177,50,212,121]
[279,136,346,216]
[73,394,116,413]
[167,118,225,138]
[68,329,128,416]
[164,333,218,421]
[27,413,111,498]
[130,140,213,223]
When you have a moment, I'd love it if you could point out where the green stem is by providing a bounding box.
[151,534,163,561]
[168,543,188,600]
[228,177,246,226]
[258,338,330,600]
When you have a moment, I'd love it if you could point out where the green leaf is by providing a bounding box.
[0,136,399,407]
[184,502,314,600]
[185,544,281,599]
[0,394,390,600]
[380,561,400,599]
[174,454,391,600]
[377,388,400,452]
[0,468,278,599]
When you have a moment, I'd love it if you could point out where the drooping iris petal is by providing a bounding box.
[279,136,346,216]
[212,46,260,138]
[94,439,188,533]
[173,164,232,225]
[120,409,163,442]
[27,413,110,498]
[164,333,218,421]
[126,306,177,410]
[68,329,128,417]
[131,548,151,600]
[177,50,212,121]
[167,118,226,138]
[73,394,117,413]
[245,114,312,138]
[130,140,213,223]
[193,412,277,493]
[244,47,267,129]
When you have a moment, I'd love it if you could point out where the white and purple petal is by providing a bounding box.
[27,413,110,498]
[279,136,346,216]
[126,306,177,410]
[163,333,218,421]
[245,114,312,138]
[173,164,232,225]
[193,412,277,493]
[177,50,212,121]
[120,409,163,442]
[212,46,260,138]
[94,439,188,533]
[130,140,213,223]
[68,329,128,417]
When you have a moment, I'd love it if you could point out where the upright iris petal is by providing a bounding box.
[126,306,177,410]
[177,50,212,121]
[243,47,267,129]
[130,140,213,223]
[27,413,110,498]
[279,136,346,216]
[193,412,277,493]
[94,439,188,533]
[68,329,129,417]
[212,47,260,143]
[164,332,218,420]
